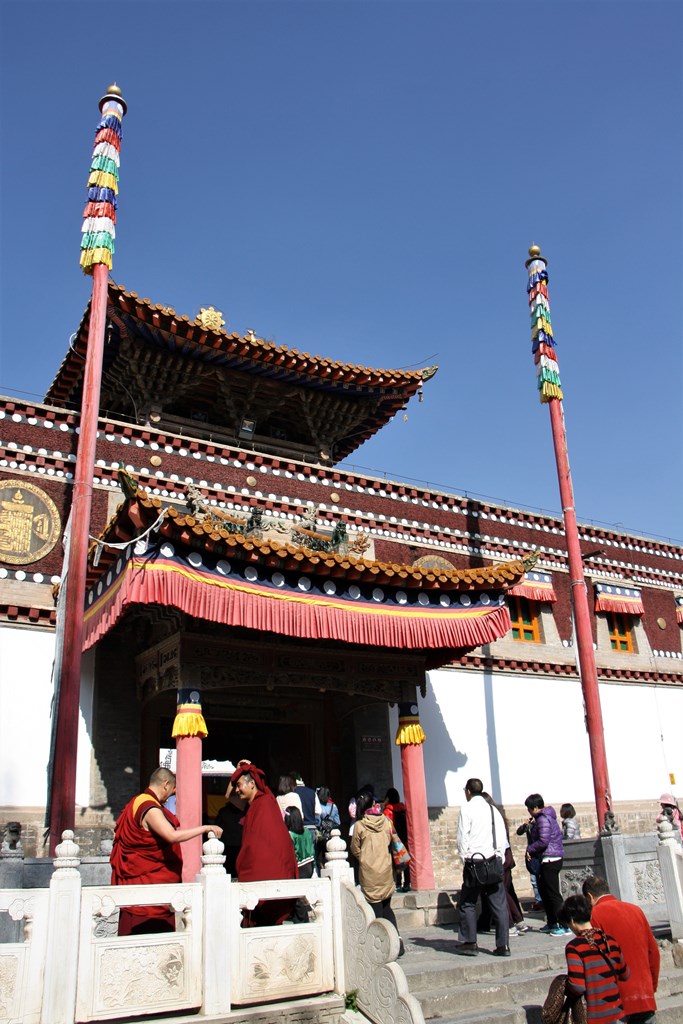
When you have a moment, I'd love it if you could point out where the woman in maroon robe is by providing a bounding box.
[231,763,299,926]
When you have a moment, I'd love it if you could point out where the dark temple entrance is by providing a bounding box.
[95,616,424,822]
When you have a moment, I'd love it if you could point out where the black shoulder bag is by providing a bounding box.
[464,803,504,888]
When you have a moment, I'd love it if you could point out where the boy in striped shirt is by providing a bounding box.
[559,895,630,1023]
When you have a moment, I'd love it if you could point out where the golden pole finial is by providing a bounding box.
[99,83,127,115]
[525,243,546,268]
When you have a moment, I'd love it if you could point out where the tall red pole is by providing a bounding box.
[525,245,612,832]
[48,86,127,852]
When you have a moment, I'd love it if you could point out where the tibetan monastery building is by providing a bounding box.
[1,284,682,884]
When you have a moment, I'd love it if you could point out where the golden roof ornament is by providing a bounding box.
[196,306,225,332]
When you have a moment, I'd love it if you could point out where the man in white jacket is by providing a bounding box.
[455,778,510,957]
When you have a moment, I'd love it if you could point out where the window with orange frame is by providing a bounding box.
[508,596,541,643]
[607,611,635,652]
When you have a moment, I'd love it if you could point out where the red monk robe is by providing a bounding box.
[233,764,298,926]
[111,789,183,935]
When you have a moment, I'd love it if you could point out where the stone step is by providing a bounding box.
[413,969,683,1021]
[399,923,683,1024]
[403,949,567,991]
[393,888,459,928]
[419,993,683,1024]
[136,993,345,1024]
[412,968,570,1018]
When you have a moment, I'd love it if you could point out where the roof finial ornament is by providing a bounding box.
[196,306,225,332]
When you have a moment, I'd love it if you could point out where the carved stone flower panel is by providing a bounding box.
[560,867,594,898]
[94,941,192,1014]
[631,860,665,903]
[242,933,321,1000]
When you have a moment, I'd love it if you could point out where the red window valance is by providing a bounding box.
[676,597,683,625]
[594,583,644,615]
[507,571,557,603]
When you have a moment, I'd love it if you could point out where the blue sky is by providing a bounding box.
[1,1,681,542]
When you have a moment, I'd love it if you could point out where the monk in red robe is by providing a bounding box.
[231,762,299,926]
[110,766,222,935]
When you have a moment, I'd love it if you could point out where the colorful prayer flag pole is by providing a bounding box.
[48,86,127,852]
[526,247,563,402]
[524,245,614,833]
[80,86,125,273]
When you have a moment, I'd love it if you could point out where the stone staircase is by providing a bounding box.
[394,891,683,1024]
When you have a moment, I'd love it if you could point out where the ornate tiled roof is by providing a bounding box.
[83,485,529,663]
[87,486,529,592]
[45,284,438,463]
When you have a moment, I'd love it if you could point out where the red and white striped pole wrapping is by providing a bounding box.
[48,86,126,852]
[525,244,613,833]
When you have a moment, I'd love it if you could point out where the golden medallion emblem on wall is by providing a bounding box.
[0,479,61,565]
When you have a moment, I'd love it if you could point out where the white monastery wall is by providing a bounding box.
[0,626,95,808]
[0,626,55,806]
[76,647,95,807]
[390,667,683,811]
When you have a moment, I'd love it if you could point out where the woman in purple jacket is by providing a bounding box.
[524,793,567,936]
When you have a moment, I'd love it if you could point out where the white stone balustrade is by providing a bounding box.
[0,827,415,1023]
[657,818,683,941]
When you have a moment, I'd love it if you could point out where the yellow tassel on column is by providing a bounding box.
[172,704,208,738]
[395,717,426,746]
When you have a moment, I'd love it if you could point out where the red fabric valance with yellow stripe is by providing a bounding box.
[594,583,644,615]
[507,570,557,603]
[82,545,512,662]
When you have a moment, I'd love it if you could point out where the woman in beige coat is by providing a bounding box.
[350,791,404,955]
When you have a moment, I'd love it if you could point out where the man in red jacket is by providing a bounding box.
[582,875,660,1024]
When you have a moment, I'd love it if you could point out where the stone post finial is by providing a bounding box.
[323,828,349,864]
[53,829,81,874]
[600,810,621,836]
[200,830,226,874]
[1,821,23,854]
[657,817,679,845]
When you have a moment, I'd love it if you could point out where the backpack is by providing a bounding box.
[317,806,337,847]
[317,815,337,843]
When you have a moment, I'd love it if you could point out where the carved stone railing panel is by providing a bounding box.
[631,855,665,903]
[76,883,203,1022]
[0,888,49,1024]
[657,818,683,940]
[230,877,334,1006]
[5,847,345,1022]
[600,831,666,910]
[341,880,425,1024]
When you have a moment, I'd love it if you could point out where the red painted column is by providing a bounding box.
[176,735,204,881]
[525,245,612,831]
[48,85,126,853]
[173,689,207,881]
[548,398,611,830]
[48,262,110,854]
[396,702,435,890]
